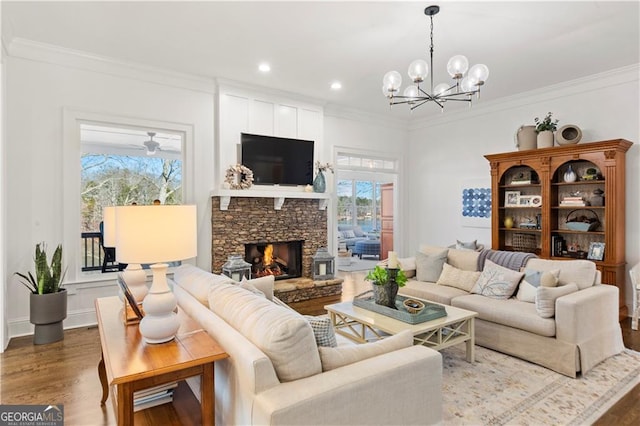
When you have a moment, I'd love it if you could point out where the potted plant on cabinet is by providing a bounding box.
[365,265,407,309]
[534,112,559,148]
[15,243,67,344]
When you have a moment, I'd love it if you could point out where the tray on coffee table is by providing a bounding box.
[352,291,447,324]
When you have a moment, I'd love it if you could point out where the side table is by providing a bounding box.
[95,296,228,425]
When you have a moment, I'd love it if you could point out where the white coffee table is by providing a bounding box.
[325,299,477,362]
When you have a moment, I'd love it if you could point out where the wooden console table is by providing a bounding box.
[95,296,228,425]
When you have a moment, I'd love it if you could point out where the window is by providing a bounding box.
[337,180,381,232]
[79,123,184,272]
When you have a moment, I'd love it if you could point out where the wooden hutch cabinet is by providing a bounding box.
[485,139,632,319]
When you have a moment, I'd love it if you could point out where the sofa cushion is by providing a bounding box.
[343,229,356,238]
[318,330,413,371]
[173,264,234,307]
[415,250,448,282]
[241,275,274,301]
[516,269,560,303]
[447,248,480,271]
[352,226,366,237]
[471,260,524,299]
[451,294,556,337]
[305,315,337,348]
[456,239,477,250]
[535,283,579,318]
[208,283,322,382]
[436,263,481,292]
[401,281,468,305]
[525,258,596,290]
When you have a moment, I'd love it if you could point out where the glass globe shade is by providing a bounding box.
[434,83,450,97]
[403,85,419,98]
[382,85,393,98]
[382,71,402,92]
[408,59,429,83]
[469,64,489,84]
[461,76,477,92]
[446,55,469,78]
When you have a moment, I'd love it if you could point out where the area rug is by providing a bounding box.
[336,257,379,272]
[440,345,640,425]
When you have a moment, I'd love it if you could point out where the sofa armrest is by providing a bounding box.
[252,345,442,426]
[556,284,619,344]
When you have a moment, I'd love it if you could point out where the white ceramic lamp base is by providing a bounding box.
[139,263,179,344]
[122,263,148,303]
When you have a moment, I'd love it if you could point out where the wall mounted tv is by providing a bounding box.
[241,133,314,186]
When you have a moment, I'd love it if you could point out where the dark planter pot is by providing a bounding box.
[30,289,67,345]
[372,281,399,309]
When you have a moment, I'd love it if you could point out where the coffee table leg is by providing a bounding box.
[98,354,108,405]
[201,363,215,425]
[466,318,475,363]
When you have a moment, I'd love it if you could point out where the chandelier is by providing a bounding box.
[382,5,489,111]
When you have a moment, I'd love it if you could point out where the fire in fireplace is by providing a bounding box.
[245,240,303,280]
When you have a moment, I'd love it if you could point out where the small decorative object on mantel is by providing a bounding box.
[556,124,582,145]
[313,161,333,193]
[224,164,254,190]
[365,264,408,309]
[534,112,559,148]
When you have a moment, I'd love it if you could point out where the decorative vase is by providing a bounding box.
[372,268,399,309]
[30,289,67,345]
[556,125,582,145]
[591,188,604,206]
[504,216,514,229]
[537,130,554,148]
[563,165,577,183]
[515,125,537,151]
[313,171,326,193]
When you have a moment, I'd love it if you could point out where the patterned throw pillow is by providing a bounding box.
[471,260,524,299]
[305,316,337,348]
[342,230,356,239]
[456,239,478,250]
[516,269,560,303]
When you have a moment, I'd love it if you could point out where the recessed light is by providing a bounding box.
[258,63,271,73]
[330,81,342,90]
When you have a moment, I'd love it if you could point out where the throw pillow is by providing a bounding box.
[173,264,235,307]
[516,269,560,303]
[471,259,524,299]
[238,278,266,298]
[304,315,337,348]
[352,226,366,237]
[436,263,482,292]
[535,283,579,318]
[337,231,345,239]
[415,249,448,282]
[318,330,413,372]
[242,275,274,301]
[456,239,478,250]
[446,248,481,271]
[342,230,356,239]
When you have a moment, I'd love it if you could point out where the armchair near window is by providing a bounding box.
[99,221,125,273]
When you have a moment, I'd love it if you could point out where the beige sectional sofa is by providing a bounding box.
[171,265,443,425]
[398,245,625,377]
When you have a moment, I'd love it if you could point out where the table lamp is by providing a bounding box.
[103,206,148,302]
[114,205,197,344]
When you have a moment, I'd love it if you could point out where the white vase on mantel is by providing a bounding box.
[537,130,554,148]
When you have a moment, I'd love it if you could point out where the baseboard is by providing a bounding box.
[8,308,98,339]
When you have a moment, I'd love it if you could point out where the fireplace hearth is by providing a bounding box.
[245,240,303,280]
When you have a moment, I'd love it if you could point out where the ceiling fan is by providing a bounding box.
[143,132,160,155]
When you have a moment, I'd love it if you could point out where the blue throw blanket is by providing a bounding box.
[477,249,538,272]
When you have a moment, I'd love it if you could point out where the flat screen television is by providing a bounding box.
[241,133,314,186]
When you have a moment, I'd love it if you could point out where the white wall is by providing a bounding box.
[4,41,215,339]
[406,65,640,310]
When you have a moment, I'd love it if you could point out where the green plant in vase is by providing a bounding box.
[365,265,407,309]
[534,112,559,133]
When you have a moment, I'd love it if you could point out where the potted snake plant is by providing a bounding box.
[15,243,68,344]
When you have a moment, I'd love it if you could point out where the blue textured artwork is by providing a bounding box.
[462,188,491,218]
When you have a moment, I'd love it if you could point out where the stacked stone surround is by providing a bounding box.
[211,196,328,278]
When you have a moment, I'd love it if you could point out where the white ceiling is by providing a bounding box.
[2,1,639,119]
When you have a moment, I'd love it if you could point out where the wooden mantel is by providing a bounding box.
[211,188,330,210]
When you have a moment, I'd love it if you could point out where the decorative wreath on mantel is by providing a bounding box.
[225,164,254,189]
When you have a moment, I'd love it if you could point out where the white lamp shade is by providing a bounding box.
[114,205,197,264]
[102,206,116,247]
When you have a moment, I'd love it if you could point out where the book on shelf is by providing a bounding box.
[510,180,531,185]
[134,391,174,412]
[560,201,586,206]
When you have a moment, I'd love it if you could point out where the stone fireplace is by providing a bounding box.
[211,196,328,278]
[245,240,303,280]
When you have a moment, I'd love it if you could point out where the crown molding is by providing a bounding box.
[324,102,410,130]
[408,63,640,132]
[4,37,216,94]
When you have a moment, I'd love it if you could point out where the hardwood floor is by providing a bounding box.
[0,270,637,425]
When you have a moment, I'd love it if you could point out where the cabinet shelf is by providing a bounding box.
[552,180,604,186]
[500,228,541,233]
[500,183,541,189]
[551,206,605,210]
[552,229,605,235]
